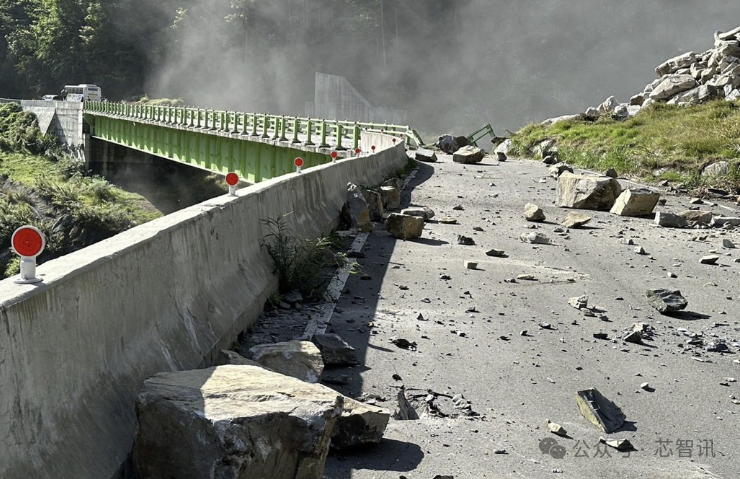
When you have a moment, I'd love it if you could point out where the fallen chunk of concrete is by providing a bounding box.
[385,213,424,239]
[249,340,324,383]
[311,333,358,366]
[132,365,343,479]
[700,255,720,265]
[610,188,660,216]
[556,172,622,210]
[646,288,688,313]
[575,388,625,433]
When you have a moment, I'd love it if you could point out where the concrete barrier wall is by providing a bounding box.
[20,100,83,146]
[0,134,407,479]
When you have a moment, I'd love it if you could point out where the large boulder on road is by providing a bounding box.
[452,145,484,164]
[610,188,660,216]
[249,340,324,383]
[556,172,622,210]
[437,134,471,154]
[132,365,343,479]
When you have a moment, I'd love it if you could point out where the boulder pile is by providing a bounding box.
[542,25,740,125]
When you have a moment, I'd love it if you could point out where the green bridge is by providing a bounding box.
[83,101,424,183]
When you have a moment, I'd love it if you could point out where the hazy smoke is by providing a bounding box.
[145,0,740,136]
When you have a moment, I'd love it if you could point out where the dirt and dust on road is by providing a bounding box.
[240,149,740,479]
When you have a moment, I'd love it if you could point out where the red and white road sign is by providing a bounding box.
[12,225,45,258]
[225,172,239,186]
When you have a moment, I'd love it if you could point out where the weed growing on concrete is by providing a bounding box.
[261,214,349,300]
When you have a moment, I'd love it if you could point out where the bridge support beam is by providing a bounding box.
[84,115,330,183]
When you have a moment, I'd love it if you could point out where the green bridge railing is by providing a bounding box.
[84,101,424,150]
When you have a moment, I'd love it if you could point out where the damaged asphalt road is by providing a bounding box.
[317,151,740,478]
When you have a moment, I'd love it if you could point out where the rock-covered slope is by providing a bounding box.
[544,25,740,125]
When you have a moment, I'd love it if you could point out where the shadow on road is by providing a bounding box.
[322,159,434,477]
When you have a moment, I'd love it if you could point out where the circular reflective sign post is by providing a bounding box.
[294,157,304,173]
[355,147,361,157]
[11,225,45,284]
[225,172,239,196]
[331,151,338,162]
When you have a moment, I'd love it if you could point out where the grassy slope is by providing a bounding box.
[509,100,740,189]
[0,103,161,278]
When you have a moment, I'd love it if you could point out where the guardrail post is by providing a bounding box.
[279,116,288,142]
[272,116,280,140]
[291,118,300,144]
[250,114,258,136]
[305,118,314,146]
[352,122,360,150]
[261,115,270,138]
[241,113,248,134]
[319,120,329,148]
[335,123,345,150]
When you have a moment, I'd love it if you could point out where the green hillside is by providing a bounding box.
[510,100,740,191]
[0,102,160,278]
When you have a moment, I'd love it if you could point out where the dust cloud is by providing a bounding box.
[144,0,740,136]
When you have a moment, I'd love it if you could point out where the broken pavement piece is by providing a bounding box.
[486,248,506,257]
[646,288,688,313]
[700,255,719,265]
[394,386,419,420]
[464,260,478,270]
[439,216,458,224]
[575,388,626,433]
